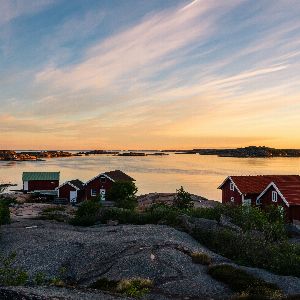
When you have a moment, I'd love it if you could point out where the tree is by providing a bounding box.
[173,186,194,210]
[107,181,138,210]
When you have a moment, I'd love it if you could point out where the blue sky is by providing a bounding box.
[1,0,300,149]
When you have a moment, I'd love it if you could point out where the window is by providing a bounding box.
[91,189,97,197]
[256,198,261,205]
[230,182,235,191]
[231,197,234,202]
[100,176,106,183]
[272,191,278,202]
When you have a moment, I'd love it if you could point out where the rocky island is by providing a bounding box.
[173,146,300,158]
[0,150,73,161]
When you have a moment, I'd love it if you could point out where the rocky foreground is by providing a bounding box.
[1,220,300,299]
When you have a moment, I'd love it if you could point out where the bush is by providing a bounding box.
[107,181,138,210]
[192,227,300,277]
[117,278,153,298]
[90,277,118,291]
[0,202,10,225]
[191,252,212,265]
[0,252,28,286]
[208,264,282,299]
[173,186,194,210]
[70,200,102,226]
[90,277,152,298]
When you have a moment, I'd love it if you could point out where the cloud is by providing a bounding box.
[0,0,56,25]
[35,0,236,91]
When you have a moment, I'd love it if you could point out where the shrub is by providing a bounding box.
[90,277,118,291]
[173,186,194,210]
[117,278,153,298]
[33,272,47,285]
[70,200,102,226]
[0,202,10,225]
[90,277,152,298]
[208,264,282,299]
[107,181,138,210]
[192,227,300,277]
[0,252,28,286]
[191,252,212,265]
[42,206,66,213]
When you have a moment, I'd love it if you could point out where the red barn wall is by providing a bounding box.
[260,186,290,220]
[27,180,59,192]
[58,184,76,200]
[58,184,85,202]
[84,176,114,200]
[221,179,243,205]
[289,206,300,222]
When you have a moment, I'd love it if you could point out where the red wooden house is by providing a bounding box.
[22,172,60,193]
[218,175,300,222]
[256,176,300,222]
[83,170,135,201]
[56,179,84,203]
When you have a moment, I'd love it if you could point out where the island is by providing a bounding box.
[194,146,300,158]
[0,150,73,161]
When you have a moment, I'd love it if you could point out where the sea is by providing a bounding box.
[1,152,300,201]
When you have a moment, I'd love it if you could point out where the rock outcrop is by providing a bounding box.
[1,220,300,299]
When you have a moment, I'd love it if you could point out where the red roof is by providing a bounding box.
[220,175,300,195]
[271,179,300,205]
[103,170,135,182]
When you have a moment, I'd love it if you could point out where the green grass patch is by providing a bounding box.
[191,252,212,265]
[208,264,283,299]
[90,277,152,298]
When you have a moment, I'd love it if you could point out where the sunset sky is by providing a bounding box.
[1,0,300,150]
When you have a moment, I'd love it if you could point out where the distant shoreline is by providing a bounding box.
[1,146,300,161]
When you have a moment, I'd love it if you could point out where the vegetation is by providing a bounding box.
[90,277,152,298]
[116,278,153,298]
[173,186,194,209]
[70,199,102,226]
[42,206,66,213]
[0,202,10,225]
[208,264,283,299]
[0,252,28,286]
[190,252,211,265]
[192,227,300,277]
[107,181,138,210]
[69,192,300,277]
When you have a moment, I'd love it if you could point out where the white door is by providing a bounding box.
[100,189,106,201]
[24,181,28,191]
[70,190,77,203]
[242,199,251,206]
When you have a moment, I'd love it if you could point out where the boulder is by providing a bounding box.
[178,214,219,234]
[219,215,242,233]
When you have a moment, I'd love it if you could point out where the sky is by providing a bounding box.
[1,0,300,150]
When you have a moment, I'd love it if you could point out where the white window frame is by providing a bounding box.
[231,197,234,202]
[91,189,97,197]
[256,198,261,205]
[230,182,235,191]
[100,176,106,183]
[272,191,278,202]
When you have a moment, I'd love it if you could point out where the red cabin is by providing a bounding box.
[22,172,60,193]
[56,179,84,204]
[83,170,135,201]
[257,177,300,222]
[218,175,300,222]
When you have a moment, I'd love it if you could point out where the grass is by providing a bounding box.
[190,252,212,265]
[90,277,153,298]
[208,264,283,300]
[42,206,66,213]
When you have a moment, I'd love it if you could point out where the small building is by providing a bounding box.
[56,179,84,204]
[218,175,300,207]
[257,177,300,222]
[84,170,135,201]
[22,172,60,193]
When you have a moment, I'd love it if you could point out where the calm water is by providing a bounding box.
[1,154,300,201]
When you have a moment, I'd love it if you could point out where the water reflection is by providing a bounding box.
[0,154,299,201]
